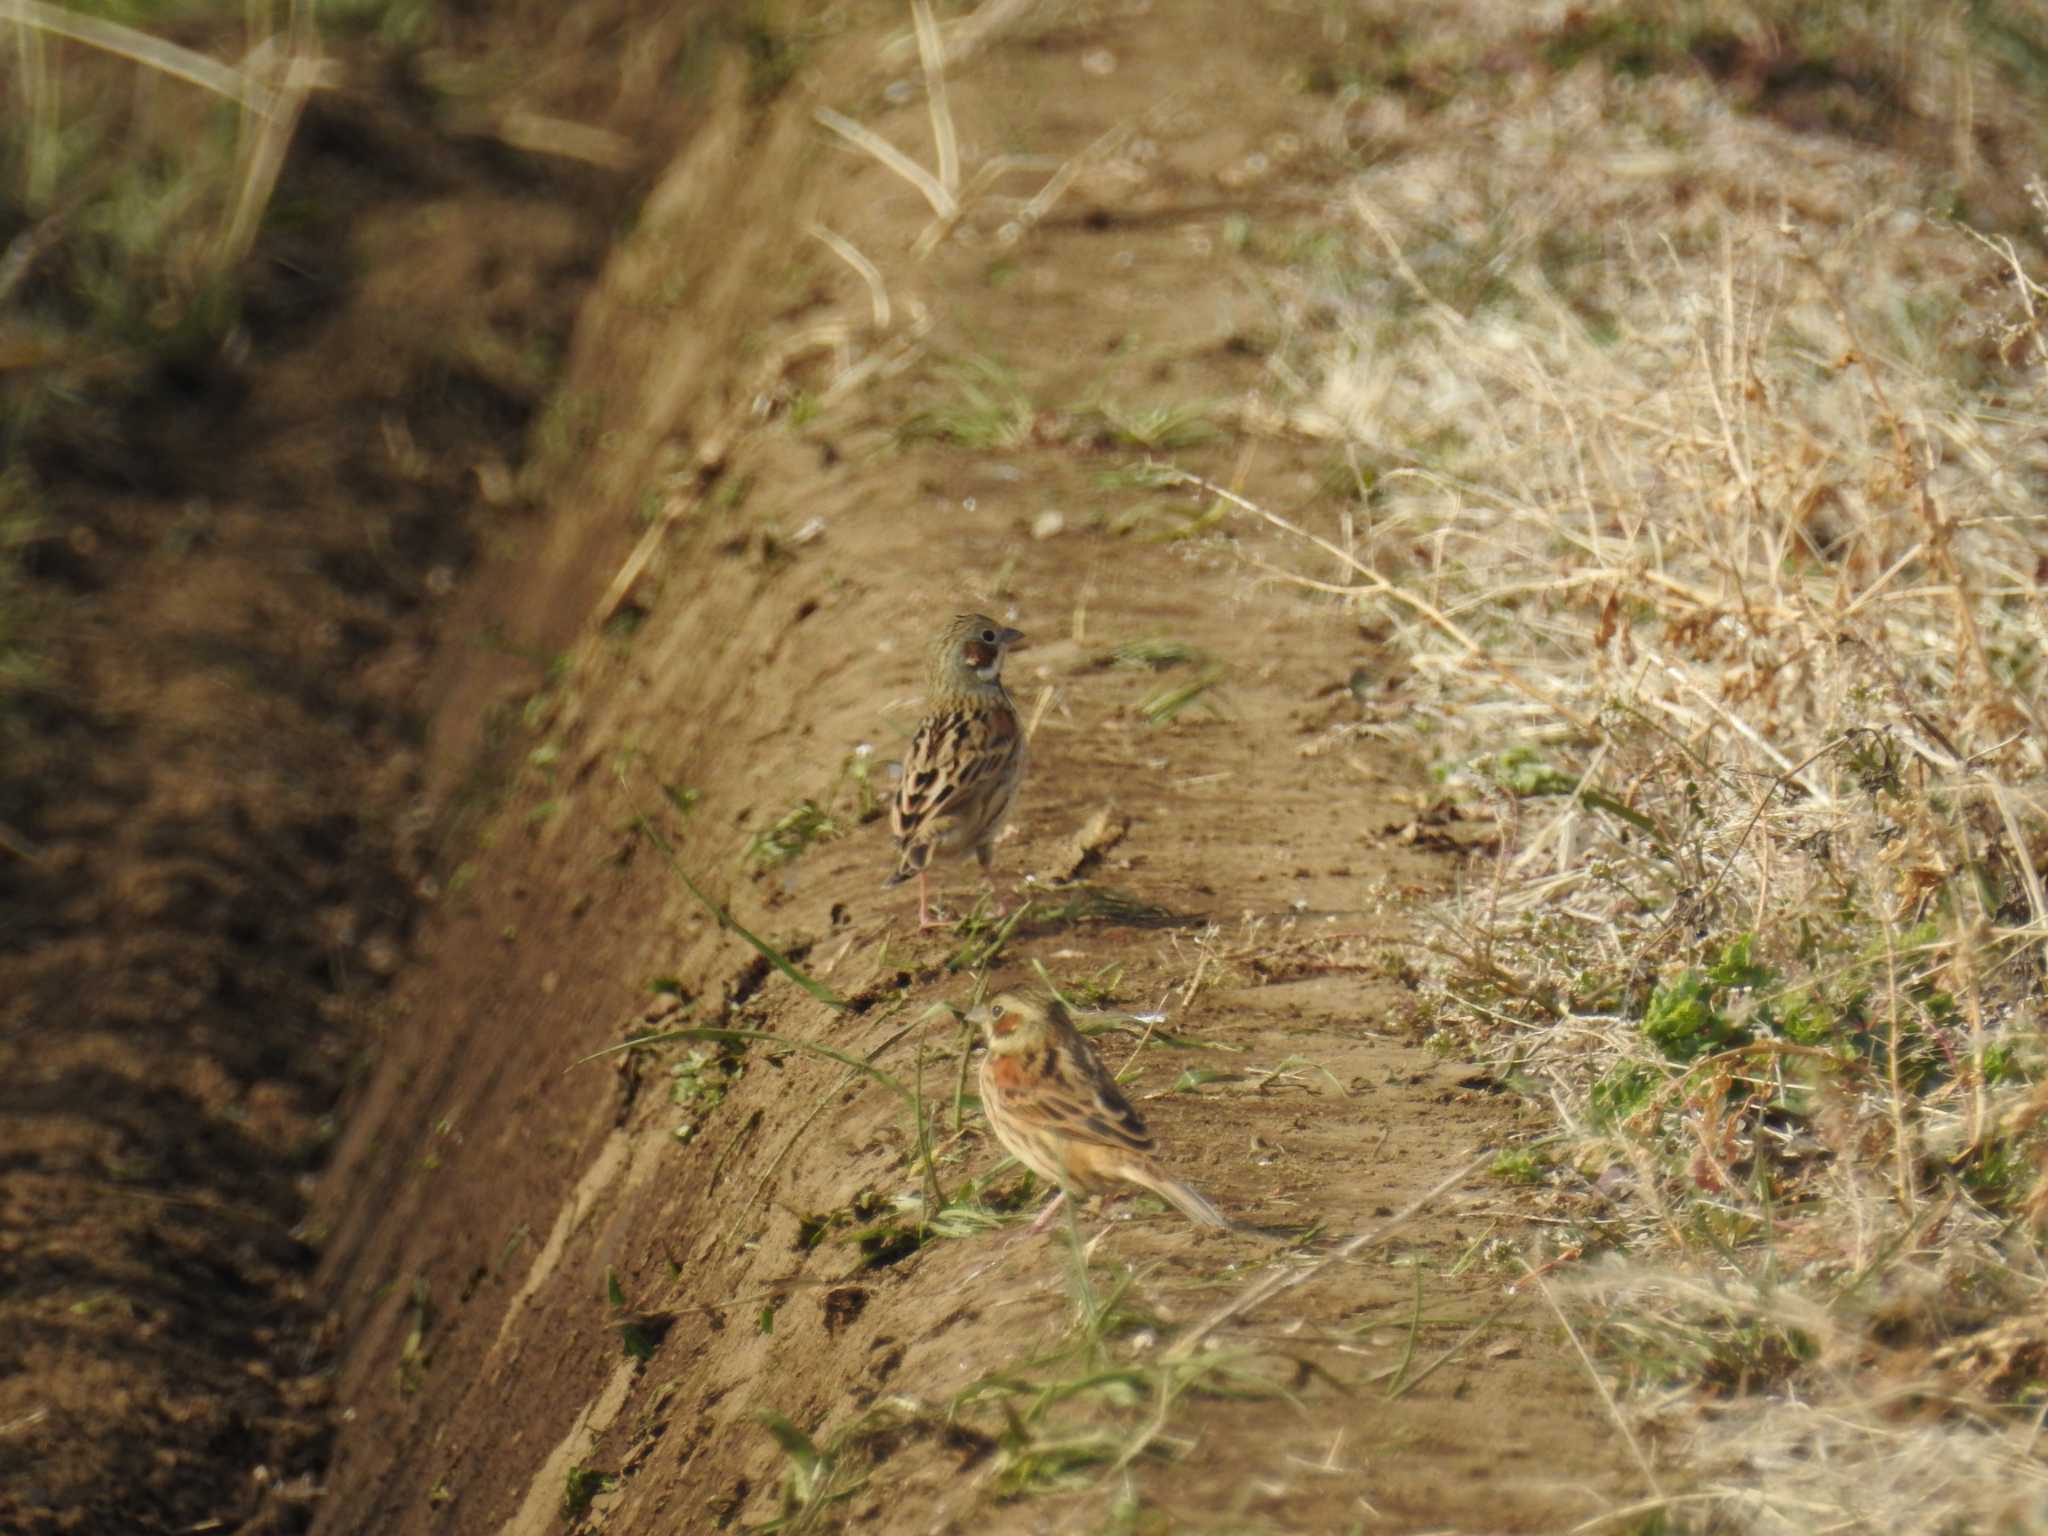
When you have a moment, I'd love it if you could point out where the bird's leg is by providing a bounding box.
[915,868,946,931]
[1025,1188,1068,1236]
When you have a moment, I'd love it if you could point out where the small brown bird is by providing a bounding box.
[886,612,1028,930]
[968,991,1228,1232]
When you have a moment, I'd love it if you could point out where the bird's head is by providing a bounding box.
[965,990,1057,1055]
[931,612,1024,692]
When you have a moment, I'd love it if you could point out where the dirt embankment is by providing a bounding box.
[305,7,1642,1534]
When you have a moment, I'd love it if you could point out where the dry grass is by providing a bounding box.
[1244,37,2048,1536]
[2,0,330,334]
[0,0,337,635]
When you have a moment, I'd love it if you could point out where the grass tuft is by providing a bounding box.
[1135,666,1225,726]
[744,799,841,868]
[3,0,330,446]
[901,355,1039,449]
[561,1463,614,1519]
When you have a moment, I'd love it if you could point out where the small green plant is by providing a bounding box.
[1076,399,1218,451]
[944,898,1032,971]
[1167,1065,1242,1093]
[797,1187,891,1249]
[1137,666,1225,725]
[1639,936,1770,1062]
[757,1412,834,1525]
[1589,1061,1661,1129]
[1029,886,1182,928]
[603,1268,666,1363]
[1045,962,1125,1008]
[1101,496,1227,541]
[750,1401,931,1533]
[949,1249,1279,1500]
[901,356,1041,449]
[1478,744,1578,797]
[744,799,840,867]
[1489,1148,1549,1185]
[669,1042,743,1143]
[803,1182,1011,1267]
[1093,461,1185,491]
[561,1464,614,1519]
[1097,636,1201,671]
[633,805,849,1008]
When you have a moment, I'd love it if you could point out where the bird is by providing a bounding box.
[886,612,1029,930]
[967,990,1229,1233]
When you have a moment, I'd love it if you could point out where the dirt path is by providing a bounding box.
[305,5,1639,1532]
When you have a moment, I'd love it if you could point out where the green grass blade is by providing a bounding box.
[635,809,847,1009]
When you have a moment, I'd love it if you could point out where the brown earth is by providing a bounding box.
[308,5,1645,1533]
[3,4,1652,1534]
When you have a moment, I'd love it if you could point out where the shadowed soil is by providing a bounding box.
[0,9,709,1532]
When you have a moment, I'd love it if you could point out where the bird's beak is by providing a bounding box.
[962,1004,992,1028]
[997,626,1025,649]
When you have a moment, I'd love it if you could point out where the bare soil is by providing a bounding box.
[309,5,1642,1532]
[4,4,1649,1533]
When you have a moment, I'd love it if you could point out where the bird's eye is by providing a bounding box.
[988,1003,1006,1020]
[980,628,997,643]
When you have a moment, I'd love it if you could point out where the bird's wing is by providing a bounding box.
[992,1041,1154,1156]
[891,701,1021,845]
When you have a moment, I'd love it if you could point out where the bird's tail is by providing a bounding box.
[1130,1163,1230,1229]
[881,843,926,889]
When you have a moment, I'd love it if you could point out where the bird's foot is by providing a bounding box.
[1024,1190,1069,1237]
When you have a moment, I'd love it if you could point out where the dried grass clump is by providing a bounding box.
[2,0,330,411]
[1266,61,2048,1534]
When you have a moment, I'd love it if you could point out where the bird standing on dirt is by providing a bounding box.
[968,991,1229,1232]
[886,612,1028,930]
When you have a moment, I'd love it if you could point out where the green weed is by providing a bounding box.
[945,898,1032,971]
[1137,666,1225,725]
[1097,636,1202,672]
[901,356,1039,449]
[950,1253,1281,1498]
[744,799,841,867]
[561,1464,614,1519]
[668,1041,743,1143]
[1101,496,1228,541]
[748,1400,932,1532]
[1073,400,1217,452]
[1028,886,1184,929]
[603,1268,670,1363]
